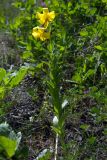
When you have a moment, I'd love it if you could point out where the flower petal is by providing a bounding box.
[32,31,40,39]
[32,26,50,41]
[36,12,45,24]
[48,11,55,21]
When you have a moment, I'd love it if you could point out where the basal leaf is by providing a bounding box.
[10,67,28,88]
[0,136,17,158]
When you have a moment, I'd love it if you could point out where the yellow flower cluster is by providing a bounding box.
[32,26,50,41]
[32,8,55,41]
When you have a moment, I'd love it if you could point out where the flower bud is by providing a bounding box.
[62,99,68,109]
[53,116,58,126]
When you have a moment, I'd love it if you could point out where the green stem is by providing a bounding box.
[54,133,59,160]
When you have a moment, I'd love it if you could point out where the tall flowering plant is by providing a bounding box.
[32,8,67,160]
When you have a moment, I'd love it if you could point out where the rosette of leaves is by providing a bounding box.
[0,122,21,159]
[0,66,28,100]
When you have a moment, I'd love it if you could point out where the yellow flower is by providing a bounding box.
[32,26,50,41]
[36,8,55,27]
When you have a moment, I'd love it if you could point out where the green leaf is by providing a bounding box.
[88,136,96,145]
[36,62,44,69]
[102,0,107,3]
[12,2,22,8]
[0,87,5,99]
[90,107,100,114]
[0,136,17,158]
[0,68,6,83]
[89,8,96,15]
[21,51,33,60]
[10,67,28,88]
[80,124,90,131]
[68,2,72,8]
[3,76,10,86]
[72,73,82,83]
[84,69,95,80]
[53,0,59,7]
[94,45,103,50]
[0,123,21,158]
[47,42,54,52]
[103,129,107,135]
[51,126,61,135]
[80,31,88,37]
